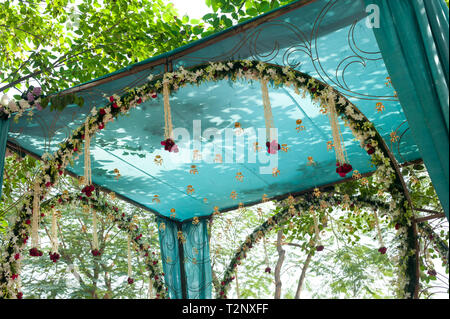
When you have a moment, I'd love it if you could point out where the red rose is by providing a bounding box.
[99,108,106,115]
[91,249,101,257]
[378,247,387,254]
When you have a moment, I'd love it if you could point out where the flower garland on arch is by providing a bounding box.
[0,86,43,119]
[0,60,413,298]
[215,190,414,299]
[0,190,169,299]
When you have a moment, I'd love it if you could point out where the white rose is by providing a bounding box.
[1,94,9,106]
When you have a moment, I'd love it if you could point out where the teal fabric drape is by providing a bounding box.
[182,220,213,299]
[365,0,449,219]
[157,217,183,298]
[157,217,212,299]
[0,117,10,199]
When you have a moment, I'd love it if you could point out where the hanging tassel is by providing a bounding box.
[261,79,280,154]
[373,210,387,254]
[311,208,324,252]
[29,182,43,257]
[327,95,352,177]
[161,81,178,153]
[49,208,60,262]
[148,277,153,299]
[84,121,100,257]
[127,234,134,284]
[84,121,92,186]
[262,235,271,274]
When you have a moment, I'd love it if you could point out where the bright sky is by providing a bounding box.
[169,0,211,19]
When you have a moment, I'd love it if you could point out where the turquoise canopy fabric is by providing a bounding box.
[7,0,423,221]
[157,217,212,299]
[365,0,449,219]
[0,118,9,199]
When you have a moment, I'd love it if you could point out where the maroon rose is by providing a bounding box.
[427,269,437,277]
[366,144,375,155]
[91,249,101,257]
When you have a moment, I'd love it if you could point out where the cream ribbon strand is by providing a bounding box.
[311,209,321,246]
[261,79,275,142]
[127,234,132,278]
[163,81,173,140]
[84,121,98,251]
[327,95,348,165]
[51,208,58,253]
[148,277,153,299]
[31,181,41,248]
[373,209,384,247]
[84,122,92,186]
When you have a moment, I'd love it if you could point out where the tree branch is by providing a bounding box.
[295,251,313,299]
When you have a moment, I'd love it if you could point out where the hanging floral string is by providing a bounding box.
[29,182,43,257]
[311,208,324,251]
[49,208,60,262]
[261,79,280,154]
[148,277,153,298]
[161,80,178,153]
[127,234,134,284]
[83,121,92,186]
[327,94,352,177]
[83,121,100,257]
[373,209,387,254]
[262,235,271,274]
